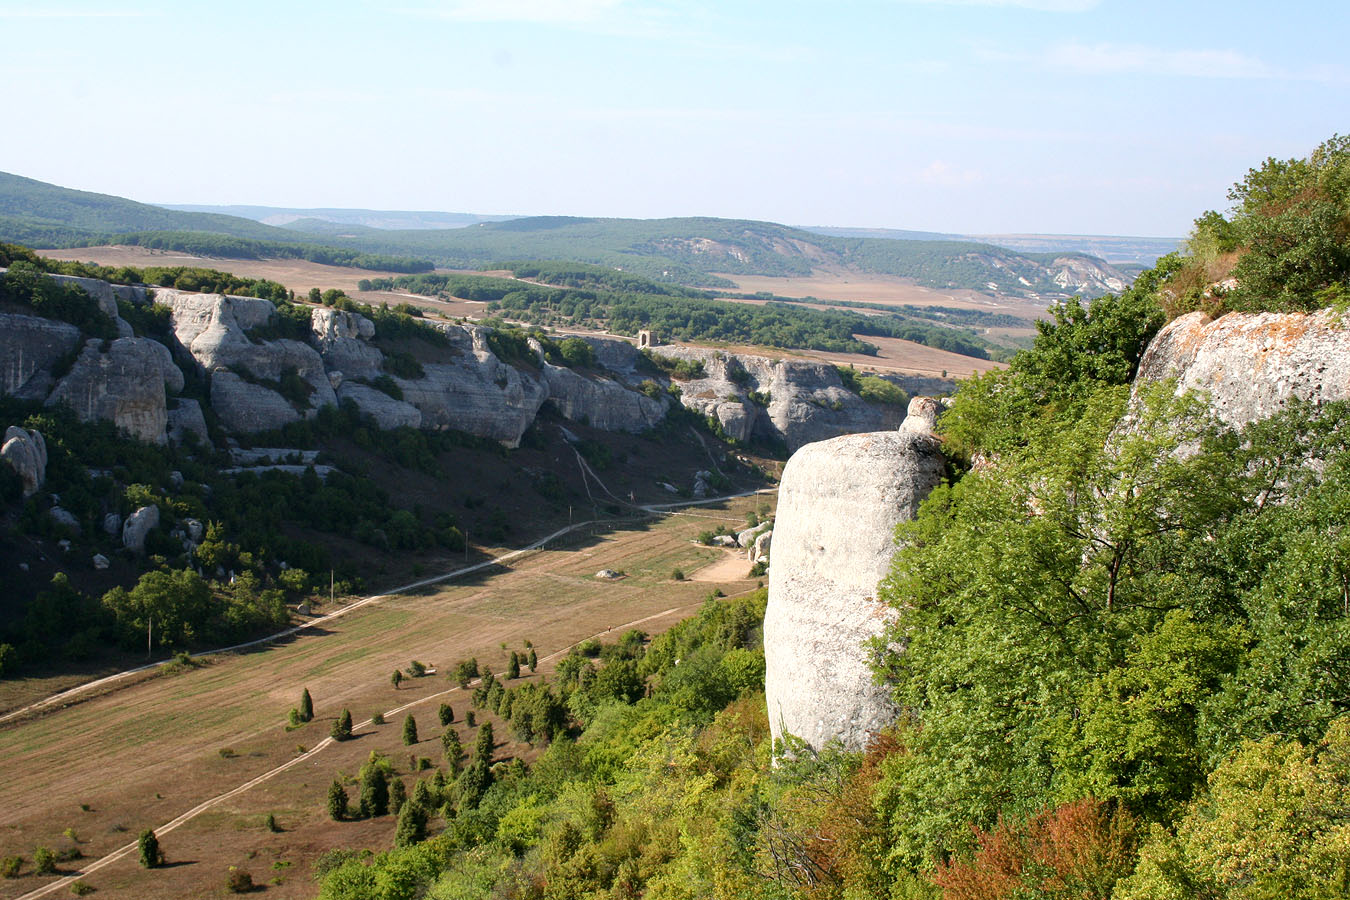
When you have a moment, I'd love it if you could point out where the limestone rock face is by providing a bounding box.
[46,338,184,443]
[0,313,82,400]
[1135,308,1350,427]
[764,398,946,752]
[310,308,383,379]
[122,504,160,553]
[208,370,306,433]
[337,382,423,430]
[2,426,47,496]
[543,363,667,432]
[159,291,337,432]
[658,348,902,451]
[394,325,548,447]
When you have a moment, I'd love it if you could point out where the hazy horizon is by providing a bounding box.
[3,0,1344,237]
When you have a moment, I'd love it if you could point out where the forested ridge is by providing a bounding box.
[308,137,1350,900]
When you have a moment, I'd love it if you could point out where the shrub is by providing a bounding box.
[359,765,389,818]
[1,855,21,878]
[390,777,407,816]
[225,867,253,893]
[442,727,464,771]
[672,568,685,581]
[407,660,427,678]
[466,710,476,727]
[507,651,521,680]
[391,669,403,689]
[70,881,94,896]
[438,703,454,726]
[331,708,353,741]
[137,829,162,869]
[402,714,419,746]
[371,711,385,725]
[33,846,56,875]
[264,813,280,833]
[299,688,313,722]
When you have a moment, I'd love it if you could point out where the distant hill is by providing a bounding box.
[801,224,1180,266]
[161,204,520,231]
[0,172,1133,297]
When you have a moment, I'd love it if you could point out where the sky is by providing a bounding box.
[1,0,1347,236]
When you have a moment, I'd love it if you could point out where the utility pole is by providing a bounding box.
[147,616,152,659]
[330,569,335,605]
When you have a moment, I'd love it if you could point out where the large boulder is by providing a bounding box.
[122,504,160,553]
[44,273,147,322]
[1,426,47,496]
[542,364,667,432]
[394,325,548,447]
[337,382,423,430]
[1135,308,1350,427]
[764,397,945,752]
[46,337,184,443]
[0,313,82,400]
[310,307,383,379]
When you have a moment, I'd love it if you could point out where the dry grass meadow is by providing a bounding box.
[0,495,771,900]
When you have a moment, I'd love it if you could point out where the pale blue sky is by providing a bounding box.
[2,0,1346,236]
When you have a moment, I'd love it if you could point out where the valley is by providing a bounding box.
[0,492,771,900]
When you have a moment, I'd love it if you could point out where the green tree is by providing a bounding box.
[442,727,463,772]
[474,721,494,764]
[437,702,454,726]
[331,708,353,741]
[391,669,403,690]
[507,651,520,680]
[527,648,538,672]
[394,800,428,847]
[389,777,407,816]
[33,847,55,875]
[402,714,418,746]
[137,829,163,868]
[359,765,389,818]
[101,568,214,649]
[326,779,348,821]
[299,687,313,723]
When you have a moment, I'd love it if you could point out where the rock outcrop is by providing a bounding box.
[656,348,904,451]
[1,426,47,496]
[1136,308,1350,427]
[543,363,667,432]
[0,313,82,400]
[158,290,336,432]
[310,308,382,379]
[394,326,548,447]
[764,397,945,752]
[336,382,422,430]
[167,399,210,445]
[46,338,184,443]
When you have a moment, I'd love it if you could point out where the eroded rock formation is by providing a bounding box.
[47,337,184,443]
[764,397,945,752]
[1,426,47,496]
[1136,308,1350,426]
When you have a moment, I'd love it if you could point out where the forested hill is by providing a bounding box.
[0,172,1129,297]
[0,172,434,273]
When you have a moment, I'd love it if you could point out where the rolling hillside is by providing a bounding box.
[0,171,1132,298]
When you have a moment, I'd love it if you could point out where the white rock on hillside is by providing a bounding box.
[542,363,667,432]
[764,397,945,753]
[310,308,383,379]
[1135,308,1350,426]
[46,338,184,443]
[122,504,160,553]
[1,426,47,496]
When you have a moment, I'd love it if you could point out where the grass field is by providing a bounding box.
[0,495,772,900]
